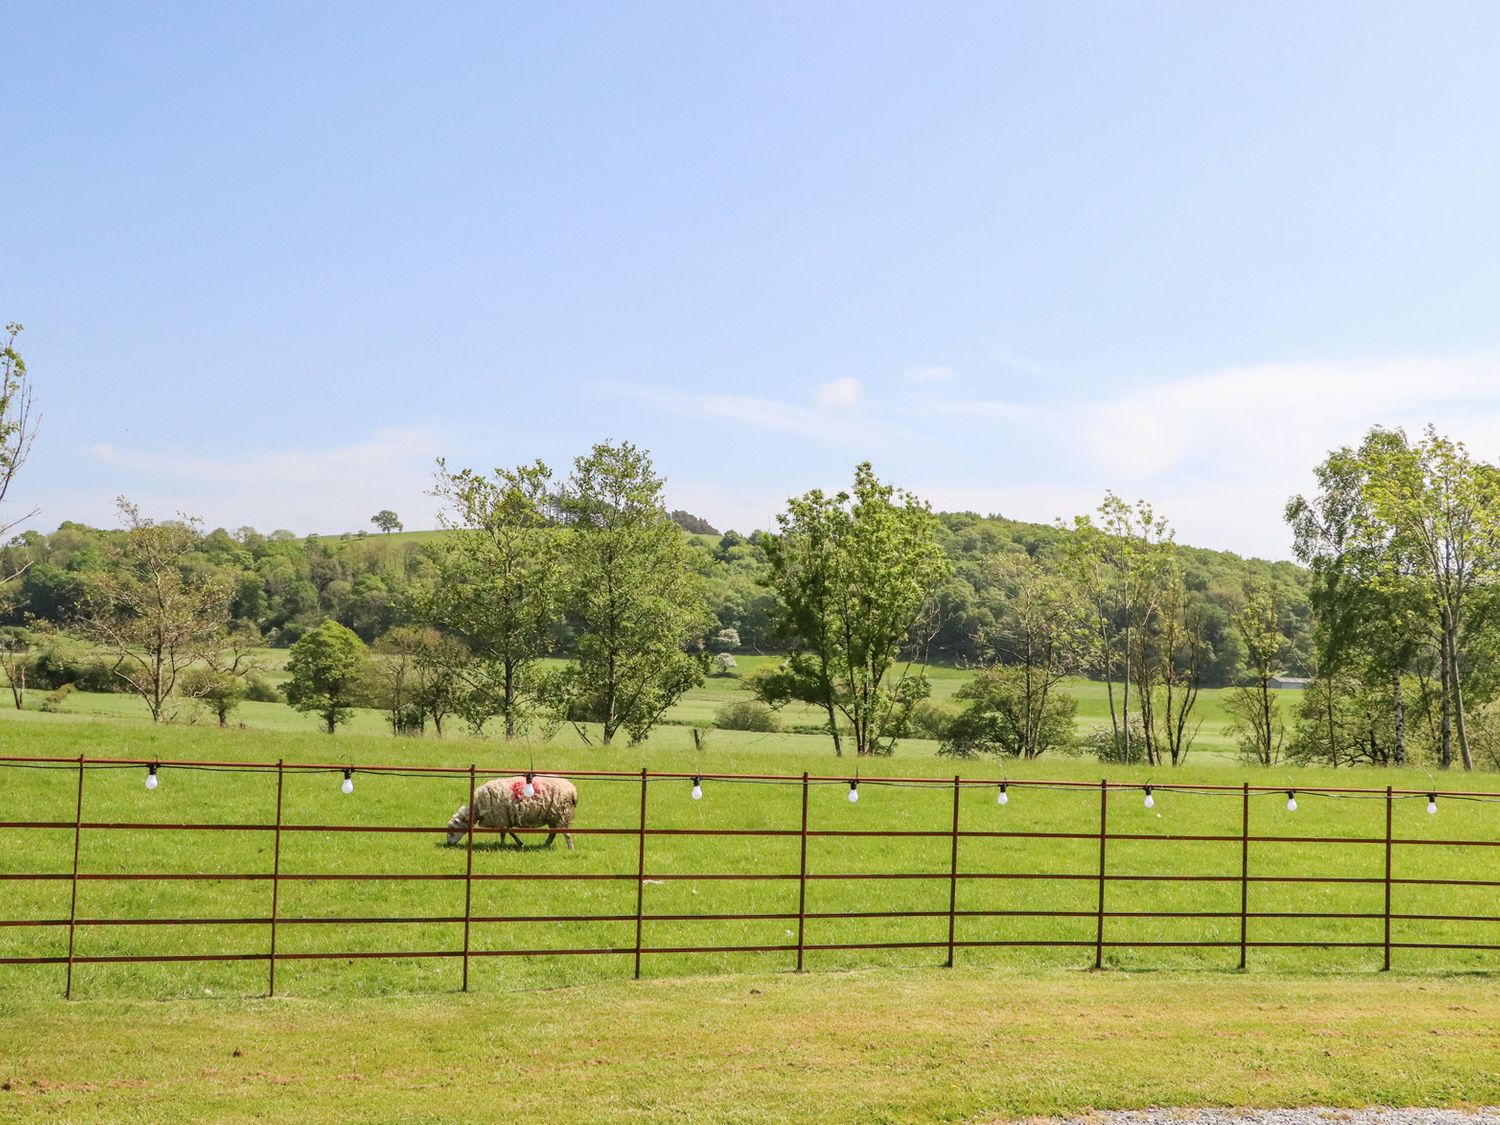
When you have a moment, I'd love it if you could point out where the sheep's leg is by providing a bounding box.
[543,832,557,848]
[509,832,525,848]
[564,832,575,850]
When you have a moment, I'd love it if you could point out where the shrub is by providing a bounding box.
[715,700,782,732]
[939,667,1078,759]
[907,700,956,741]
[1083,720,1147,764]
[39,684,75,712]
[244,674,281,703]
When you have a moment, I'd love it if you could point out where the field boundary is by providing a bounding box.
[4,753,1500,997]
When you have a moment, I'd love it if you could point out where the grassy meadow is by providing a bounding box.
[24,650,1248,756]
[4,673,1500,1122]
[2,694,1498,1005]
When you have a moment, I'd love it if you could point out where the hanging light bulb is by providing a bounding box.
[1286,790,1298,812]
[523,773,536,799]
[1143,785,1155,810]
[1427,793,1438,816]
[691,776,703,801]
[341,768,354,795]
[997,782,1009,806]
[848,780,859,804]
[145,764,158,791]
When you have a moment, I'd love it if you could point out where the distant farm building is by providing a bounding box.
[1269,676,1311,690]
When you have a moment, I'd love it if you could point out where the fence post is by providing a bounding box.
[1094,778,1107,971]
[945,776,961,968]
[795,771,809,972]
[461,763,476,992]
[1383,784,1393,972]
[64,754,85,1000]
[633,768,649,980]
[268,759,285,997]
[1239,781,1250,971]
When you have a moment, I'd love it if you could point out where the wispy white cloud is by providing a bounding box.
[920,352,1500,557]
[814,376,864,410]
[619,380,900,447]
[905,365,956,383]
[84,427,444,533]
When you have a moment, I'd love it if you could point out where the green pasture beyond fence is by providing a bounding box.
[4,753,1500,1000]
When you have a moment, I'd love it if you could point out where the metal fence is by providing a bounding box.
[2,753,1499,998]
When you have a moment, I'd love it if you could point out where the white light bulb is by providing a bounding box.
[997,787,1009,806]
[145,770,158,791]
[1143,792,1155,809]
[848,785,859,804]
[1427,799,1438,816]
[691,782,703,801]
[1286,795,1298,812]
[341,776,354,795]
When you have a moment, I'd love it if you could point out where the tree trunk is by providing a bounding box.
[503,659,517,739]
[1325,677,1338,768]
[1450,620,1473,770]
[1391,664,1406,766]
[1439,629,1453,769]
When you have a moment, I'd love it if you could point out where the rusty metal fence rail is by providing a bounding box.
[3,754,1500,997]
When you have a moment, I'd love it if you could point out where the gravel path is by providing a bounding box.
[1046,1111,1500,1124]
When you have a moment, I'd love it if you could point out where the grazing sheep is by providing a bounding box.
[446,775,578,849]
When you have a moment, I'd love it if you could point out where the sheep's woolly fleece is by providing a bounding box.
[447,776,578,845]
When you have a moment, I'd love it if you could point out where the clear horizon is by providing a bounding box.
[8,2,1500,560]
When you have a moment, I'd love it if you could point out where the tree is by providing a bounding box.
[419,459,561,737]
[285,620,371,733]
[181,626,263,727]
[371,626,471,737]
[1145,565,1208,766]
[972,553,1087,759]
[1362,427,1499,770]
[371,510,403,534]
[1062,495,1175,762]
[553,441,712,745]
[79,500,233,722]
[0,626,32,710]
[1226,583,1287,765]
[0,323,38,552]
[759,462,950,756]
[1288,426,1500,770]
[940,665,1079,759]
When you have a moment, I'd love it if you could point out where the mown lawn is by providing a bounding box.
[3,970,1499,1123]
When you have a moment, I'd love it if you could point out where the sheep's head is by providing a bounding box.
[445,805,469,846]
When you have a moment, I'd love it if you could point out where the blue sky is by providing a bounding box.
[7,1,1500,558]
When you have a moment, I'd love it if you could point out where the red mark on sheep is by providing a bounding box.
[511,779,544,801]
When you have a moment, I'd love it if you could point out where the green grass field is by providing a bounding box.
[25,649,1253,758]
[4,709,1500,1122]
[1,704,1496,1003]
[5,971,1500,1123]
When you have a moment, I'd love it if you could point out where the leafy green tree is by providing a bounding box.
[371,625,471,737]
[1289,425,1500,770]
[554,441,712,745]
[1225,583,1287,765]
[181,626,263,726]
[972,553,1087,759]
[371,510,403,534]
[419,459,560,737]
[1061,494,1175,762]
[79,500,234,722]
[759,462,950,756]
[0,323,38,550]
[285,620,371,733]
[940,665,1078,759]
